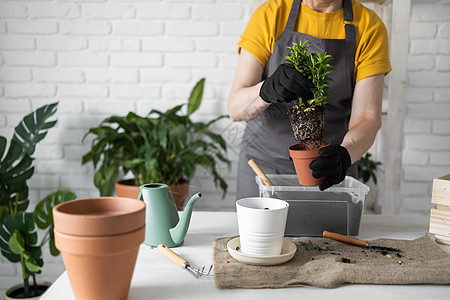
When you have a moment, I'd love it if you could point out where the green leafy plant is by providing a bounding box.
[0,190,76,298]
[0,103,58,223]
[285,42,334,145]
[299,240,328,252]
[285,41,334,111]
[82,78,231,198]
[0,102,78,297]
[358,153,382,184]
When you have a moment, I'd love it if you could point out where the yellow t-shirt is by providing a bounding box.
[238,0,391,82]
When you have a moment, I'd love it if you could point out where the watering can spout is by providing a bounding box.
[169,192,202,245]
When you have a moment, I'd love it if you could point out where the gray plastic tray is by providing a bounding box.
[256,175,370,237]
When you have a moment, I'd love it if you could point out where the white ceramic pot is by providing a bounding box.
[236,197,289,256]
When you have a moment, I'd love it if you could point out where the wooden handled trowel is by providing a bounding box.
[248,159,274,186]
[323,231,401,252]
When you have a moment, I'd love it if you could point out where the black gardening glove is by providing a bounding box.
[259,64,314,104]
[309,145,352,191]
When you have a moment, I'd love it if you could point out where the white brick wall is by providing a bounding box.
[402,0,450,214]
[0,0,449,292]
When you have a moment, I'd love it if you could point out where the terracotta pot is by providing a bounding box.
[288,141,329,186]
[53,197,145,236]
[5,281,51,300]
[115,179,189,211]
[53,197,145,300]
[115,179,139,199]
[169,181,190,210]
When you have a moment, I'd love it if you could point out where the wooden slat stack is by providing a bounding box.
[429,174,450,245]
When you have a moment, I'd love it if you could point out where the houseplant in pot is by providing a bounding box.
[1,190,77,299]
[0,101,78,299]
[82,78,231,209]
[285,41,334,185]
[358,152,382,213]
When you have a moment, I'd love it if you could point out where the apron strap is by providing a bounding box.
[285,0,301,32]
[284,0,357,88]
[343,0,356,90]
[287,0,356,42]
[343,0,356,42]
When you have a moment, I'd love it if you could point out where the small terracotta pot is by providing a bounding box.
[53,197,145,300]
[115,179,189,211]
[288,141,329,186]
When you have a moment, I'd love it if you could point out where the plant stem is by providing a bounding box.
[39,230,50,248]
[20,254,30,297]
[14,193,18,212]
[32,274,37,297]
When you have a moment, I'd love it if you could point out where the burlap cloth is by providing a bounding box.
[213,235,450,288]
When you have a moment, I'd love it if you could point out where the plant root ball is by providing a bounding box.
[288,105,325,142]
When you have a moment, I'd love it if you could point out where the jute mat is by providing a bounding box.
[213,235,450,288]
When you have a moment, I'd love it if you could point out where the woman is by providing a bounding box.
[228,0,391,198]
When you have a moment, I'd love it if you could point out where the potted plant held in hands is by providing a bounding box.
[285,41,334,186]
[0,102,77,299]
[82,78,231,209]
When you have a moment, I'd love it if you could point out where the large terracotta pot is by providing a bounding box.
[288,141,329,186]
[53,197,145,300]
[115,179,189,210]
[5,281,51,300]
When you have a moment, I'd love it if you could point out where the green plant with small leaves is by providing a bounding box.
[299,240,328,252]
[285,41,334,111]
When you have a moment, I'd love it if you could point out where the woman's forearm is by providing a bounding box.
[341,117,381,164]
[227,82,269,121]
[227,49,268,122]
[341,74,384,164]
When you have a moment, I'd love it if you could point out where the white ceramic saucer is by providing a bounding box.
[227,237,297,266]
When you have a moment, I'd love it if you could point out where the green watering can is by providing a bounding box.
[138,183,202,248]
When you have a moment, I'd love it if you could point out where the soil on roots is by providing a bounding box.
[288,105,325,143]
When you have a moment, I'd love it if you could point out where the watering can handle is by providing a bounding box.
[157,244,187,268]
[248,159,274,186]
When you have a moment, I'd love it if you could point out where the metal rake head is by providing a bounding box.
[186,264,213,278]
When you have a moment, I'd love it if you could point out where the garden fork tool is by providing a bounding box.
[323,231,401,252]
[157,244,213,278]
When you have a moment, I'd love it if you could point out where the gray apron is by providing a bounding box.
[237,0,358,199]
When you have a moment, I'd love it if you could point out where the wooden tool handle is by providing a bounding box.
[323,231,367,248]
[248,159,274,186]
[157,244,187,268]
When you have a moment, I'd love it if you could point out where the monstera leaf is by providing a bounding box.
[0,103,58,221]
[12,103,58,157]
[34,190,77,256]
[0,212,43,275]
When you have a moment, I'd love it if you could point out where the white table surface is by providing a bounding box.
[41,211,450,300]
